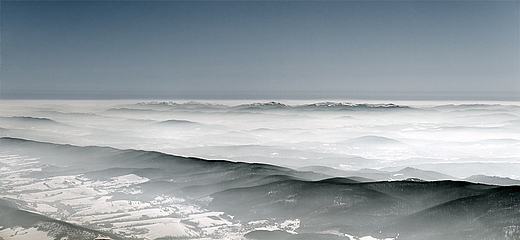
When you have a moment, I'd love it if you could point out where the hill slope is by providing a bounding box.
[0,137,519,240]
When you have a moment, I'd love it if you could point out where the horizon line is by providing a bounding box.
[1,90,518,101]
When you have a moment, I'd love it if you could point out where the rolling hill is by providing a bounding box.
[0,137,519,240]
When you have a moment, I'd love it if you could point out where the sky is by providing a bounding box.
[1,0,519,100]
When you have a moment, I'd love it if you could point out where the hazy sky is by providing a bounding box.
[1,1,519,100]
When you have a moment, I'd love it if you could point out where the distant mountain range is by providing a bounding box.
[299,165,454,181]
[0,137,519,240]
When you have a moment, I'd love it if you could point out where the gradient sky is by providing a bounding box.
[1,1,519,100]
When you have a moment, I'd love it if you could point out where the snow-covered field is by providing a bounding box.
[0,152,237,239]
[0,153,312,239]
[0,227,54,240]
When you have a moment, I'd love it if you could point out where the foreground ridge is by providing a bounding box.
[0,137,519,240]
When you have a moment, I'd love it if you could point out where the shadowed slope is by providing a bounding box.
[0,199,122,240]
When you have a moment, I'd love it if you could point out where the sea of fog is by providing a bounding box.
[1,100,519,179]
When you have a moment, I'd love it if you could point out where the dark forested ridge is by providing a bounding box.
[1,137,519,240]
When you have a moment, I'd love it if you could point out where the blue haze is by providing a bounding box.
[1,1,519,100]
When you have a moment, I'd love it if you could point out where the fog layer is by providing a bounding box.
[1,100,518,179]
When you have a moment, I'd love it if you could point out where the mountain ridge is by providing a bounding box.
[1,137,519,240]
